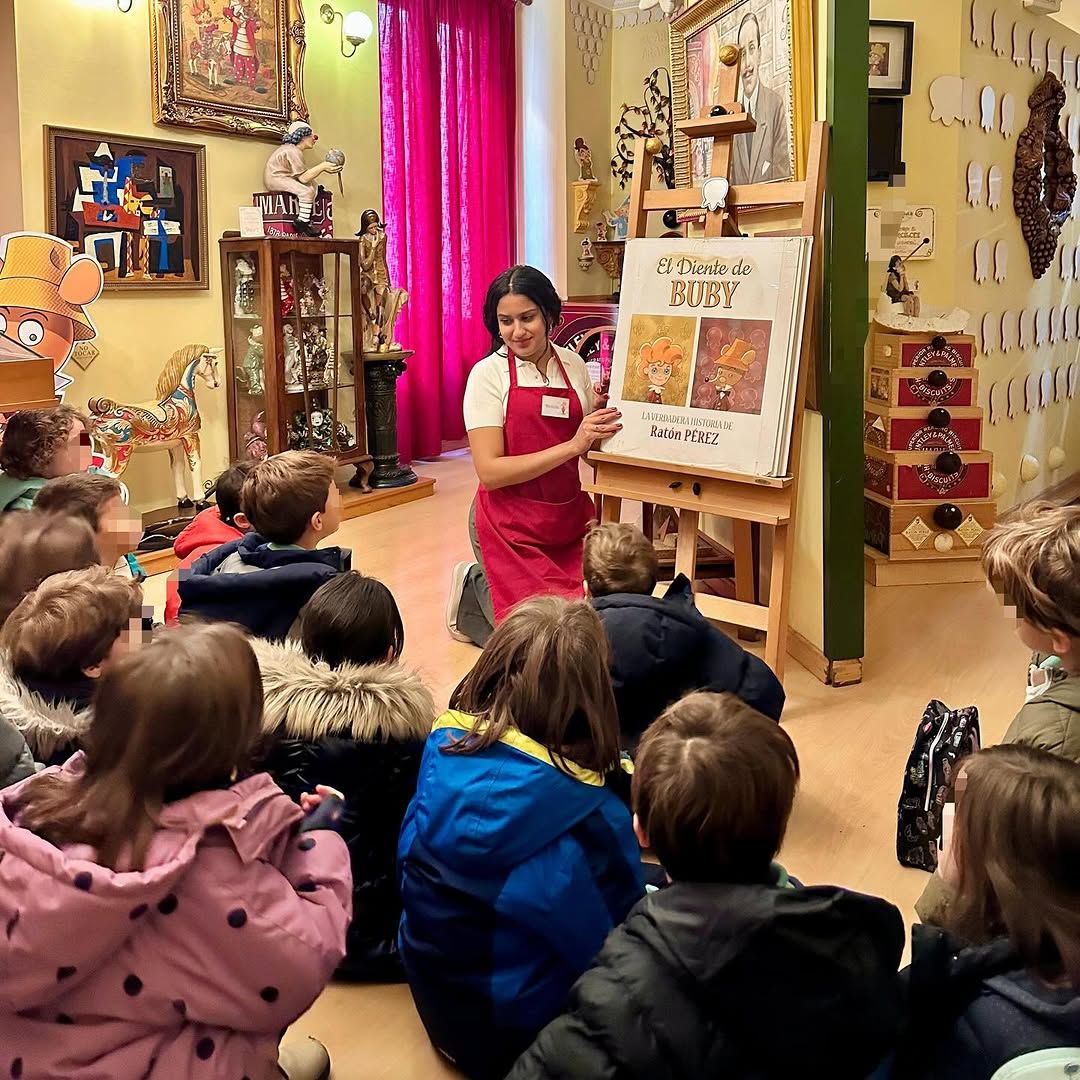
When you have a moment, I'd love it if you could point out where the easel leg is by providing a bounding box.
[674,508,700,583]
[733,519,759,642]
[765,522,792,681]
[600,495,623,524]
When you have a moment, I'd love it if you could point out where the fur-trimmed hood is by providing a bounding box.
[252,638,436,745]
[0,663,92,762]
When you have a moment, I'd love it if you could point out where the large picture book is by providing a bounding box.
[599,236,814,478]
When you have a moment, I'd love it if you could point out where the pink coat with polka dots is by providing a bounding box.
[0,756,352,1079]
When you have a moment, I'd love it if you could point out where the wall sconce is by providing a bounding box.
[320,4,373,57]
[117,0,133,10]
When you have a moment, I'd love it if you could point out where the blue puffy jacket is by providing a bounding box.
[398,711,644,1080]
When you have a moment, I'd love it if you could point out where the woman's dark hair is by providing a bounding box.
[447,596,620,776]
[888,255,903,271]
[482,265,563,353]
[296,572,405,667]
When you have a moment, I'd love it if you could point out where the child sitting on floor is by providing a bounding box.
[398,596,644,1080]
[509,692,905,1080]
[0,566,146,764]
[918,502,1080,927]
[897,745,1080,1079]
[165,460,256,625]
[176,450,350,640]
[0,623,352,1080]
[255,572,435,982]
[0,406,93,513]
[584,522,784,747]
[34,472,145,579]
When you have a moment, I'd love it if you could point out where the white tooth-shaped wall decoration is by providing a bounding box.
[1031,28,1045,72]
[975,238,991,282]
[993,10,1007,56]
[1036,307,1051,346]
[1071,362,1080,397]
[1025,372,1040,412]
[987,164,1003,209]
[1014,21,1026,66]
[1049,39,1063,77]
[1020,454,1042,483]
[1007,378,1020,418]
[1062,243,1074,281]
[1056,366,1069,402]
[980,86,996,132]
[971,0,990,46]
[1066,48,1077,84]
[1070,113,1080,153]
[994,240,1008,282]
[982,311,999,354]
[1000,93,1016,138]
[930,75,966,125]
[1068,305,1079,341]
[1020,307,1035,350]
[1040,369,1053,408]
[988,381,1002,424]
[1074,244,1080,279]
[1052,305,1064,344]
[1001,310,1019,352]
[967,161,984,206]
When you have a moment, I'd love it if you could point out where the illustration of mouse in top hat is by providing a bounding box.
[0,232,104,399]
[704,337,755,412]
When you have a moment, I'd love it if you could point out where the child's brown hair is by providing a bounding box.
[448,596,620,775]
[1,566,144,683]
[633,692,799,883]
[210,459,258,529]
[981,501,1080,638]
[948,744,1080,988]
[0,405,89,479]
[0,510,100,627]
[14,623,263,870]
[583,522,659,597]
[33,472,122,530]
[241,450,335,544]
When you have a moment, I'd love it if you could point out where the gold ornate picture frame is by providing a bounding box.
[670,0,814,189]
[150,0,308,141]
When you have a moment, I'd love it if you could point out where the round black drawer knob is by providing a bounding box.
[935,451,962,476]
[927,407,951,428]
[931,335,948,350]
[933,503,963,530]
[663,209,680,230]
[927,369,949,389]
[711,104,729,116]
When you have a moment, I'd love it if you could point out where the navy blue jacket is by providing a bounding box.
[176,533,350,641]
[593,574,785,745]
[398,711,644,1080]
[896,925,1080,1079]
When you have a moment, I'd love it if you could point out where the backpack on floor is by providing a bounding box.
[896,700,980,871]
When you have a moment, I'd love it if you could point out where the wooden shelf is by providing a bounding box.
[676,110,757,139]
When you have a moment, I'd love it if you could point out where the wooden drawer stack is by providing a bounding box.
[864,330,996,586]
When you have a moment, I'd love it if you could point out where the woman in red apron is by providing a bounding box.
[447,267,621,645]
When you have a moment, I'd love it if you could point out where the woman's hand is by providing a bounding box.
[592,382,610,410]
[571,407,622,455]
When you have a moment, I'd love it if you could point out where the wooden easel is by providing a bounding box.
[586,53,829,680]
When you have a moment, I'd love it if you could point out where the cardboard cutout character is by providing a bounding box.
[0,232,104,401]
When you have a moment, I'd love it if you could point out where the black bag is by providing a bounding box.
[896,701,980,871]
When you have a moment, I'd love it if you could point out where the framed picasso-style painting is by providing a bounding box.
[150,0,308,141]
[670,0,814,190]
[45,126,209,291]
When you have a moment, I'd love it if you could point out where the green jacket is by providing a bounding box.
[1004,653,1080,763]
[0,473,46,513]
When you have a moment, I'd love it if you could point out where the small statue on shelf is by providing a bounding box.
[884,254,916,305]
[283,324,303,391]
[578,237,595,271]
[574,138,596,182]
[299,272,329,317]
[263,121,344,238]
[233,257,257,316]
[236,324,265,396]
[288,406,354,453]
[280,264,295,318]
[243,410,268,461]
[357,209,409,353]
[302,324,336,387]
[595,219,609,243]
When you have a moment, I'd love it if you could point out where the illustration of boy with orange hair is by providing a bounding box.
[639,337,683,405]
[705,337,755,411]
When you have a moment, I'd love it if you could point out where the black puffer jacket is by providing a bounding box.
[253,639,436,982]
[593,575,785,745]
[895,925,1080,1079]
[508,880,905,1079]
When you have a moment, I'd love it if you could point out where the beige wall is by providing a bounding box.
[0,0,22,235]
[12,0,382,515]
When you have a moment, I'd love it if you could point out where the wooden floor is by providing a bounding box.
[142,451,1026,1079]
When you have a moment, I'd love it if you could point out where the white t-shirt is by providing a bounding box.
[463,345,594,431]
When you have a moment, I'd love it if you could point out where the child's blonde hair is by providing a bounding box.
[583,522,658,597]
[981,502,1080,638]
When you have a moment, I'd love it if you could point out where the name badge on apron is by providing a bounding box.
[541,395,570,419]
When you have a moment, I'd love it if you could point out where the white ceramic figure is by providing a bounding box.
[1001,310,1019,353]
[930,76,965,125]
[994,240,1008,282]
[980,86,996,132]
[987,165,1003,210]
[233,257,257,316]
[967,161,984,206]
[974,238,991,283]
[1036,307,1051,346]
[1000,93,1016,138]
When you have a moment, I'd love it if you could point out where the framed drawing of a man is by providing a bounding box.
[671,0,813,189]
[150,0,308,141]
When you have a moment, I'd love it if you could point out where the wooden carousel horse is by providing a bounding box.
[88,343,221,507]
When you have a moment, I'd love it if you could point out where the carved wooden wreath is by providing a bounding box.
[1014,73,1077,280]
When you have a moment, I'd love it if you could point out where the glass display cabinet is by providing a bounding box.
[219,237,372,489]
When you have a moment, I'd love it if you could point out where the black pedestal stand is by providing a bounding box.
[353,349,418,489]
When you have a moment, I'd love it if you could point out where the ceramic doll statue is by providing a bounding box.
[283,325,303,392]
[237,325,265,396]
[356,210,408,352]
[234,257,256,316]
[263,121,343,237]
[574,138,596,182]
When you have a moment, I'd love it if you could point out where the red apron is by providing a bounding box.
[475,351,597,622]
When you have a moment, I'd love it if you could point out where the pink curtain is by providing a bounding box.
[378,0,518,463]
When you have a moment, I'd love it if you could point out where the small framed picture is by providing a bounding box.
[869,20,914,97]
